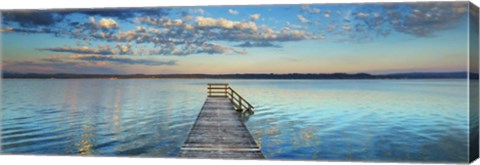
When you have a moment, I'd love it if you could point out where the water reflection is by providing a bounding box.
[235,80,469,162]
[78,123,94,155]
[0,79,471,162]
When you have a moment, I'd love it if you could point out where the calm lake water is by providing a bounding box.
[0,79,470,162]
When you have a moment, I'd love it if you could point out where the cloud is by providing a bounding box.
[250,14,261,21]
[0,28,13,33]
[135,17,314,45]
[88,15,316,53]
[355,12,370,19]
[3,1,471,53]
[276,28,309,41]
[390,2,468,37]
[135,16,184,28]
[3,6,323,56]
[300,5,321,14]
[228,9,239,15]
[219,26,312,42]
[324,11,332,18]
[2,11,63,27]
[37,44,132,55]
[90,17,119,29]
[68,8,170,20]
[199,43,237,54]
[66,54,177,66]
[342,25,351,31]
[1,8,170,28]
[42,55,64,62]
[98,18,119,29]
[312,1,470,42]
[65,17,121,38]
[41,54,177,66]
[297,15,310,23]
[116,43,132,54]
[311,8,321,14]
[191,8,205,15]
[38,46,112,55]
[91,26,164,43]
[3,60,117,74]
[5,6,327,57]
[147,42,245,55]
[327,24,336,31]
[286,22,303,29]
[195,16,258,31]
[354,2,470,37]
[5,52,177,74]
[236,41,280,48]
[300,5,310,12]
[0,27,54,33]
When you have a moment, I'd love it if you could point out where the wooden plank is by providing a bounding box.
[179,150,264,159]
[179,97,264,159]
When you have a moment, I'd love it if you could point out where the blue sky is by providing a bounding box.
[1,2,476,74]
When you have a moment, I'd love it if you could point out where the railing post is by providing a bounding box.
[238,97,243,111]
[208,84,211,97]
[224,84,227,97]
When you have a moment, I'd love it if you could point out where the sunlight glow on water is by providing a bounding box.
[0,79,470,162]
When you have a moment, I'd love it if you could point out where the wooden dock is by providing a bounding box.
[179,83,264,159]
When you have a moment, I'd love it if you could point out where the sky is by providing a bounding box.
[0,2,477,74]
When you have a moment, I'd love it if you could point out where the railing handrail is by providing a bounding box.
[207,83,229,97]
[208,83,229,86]
[207,84,254,113]
[228,87,254,109]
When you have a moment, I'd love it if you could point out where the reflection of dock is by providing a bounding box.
[179,83,264,159]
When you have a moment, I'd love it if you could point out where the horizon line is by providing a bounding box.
[1,71,473,75]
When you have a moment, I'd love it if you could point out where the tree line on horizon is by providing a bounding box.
[1,72,476,79]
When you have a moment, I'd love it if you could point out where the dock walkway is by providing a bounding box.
[179,84,264,159]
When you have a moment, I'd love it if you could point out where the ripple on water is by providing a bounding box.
[1,79,470,162]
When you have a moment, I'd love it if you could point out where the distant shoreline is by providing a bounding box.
[2,72,477,79]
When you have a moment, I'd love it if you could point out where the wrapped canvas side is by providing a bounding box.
[469,2,480,163]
